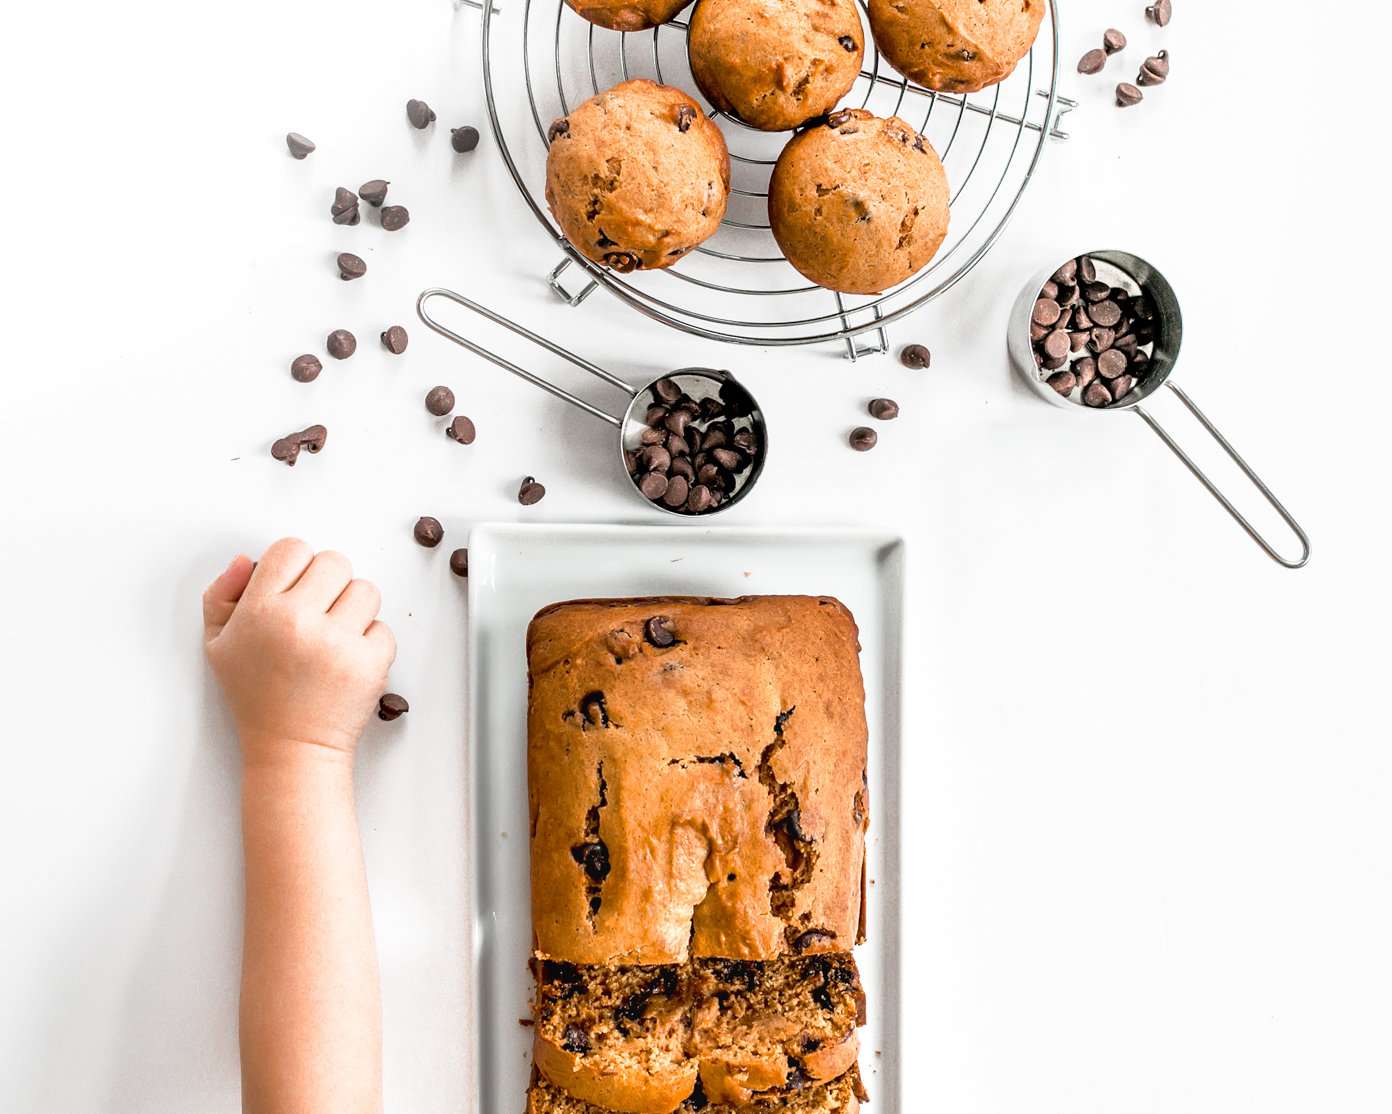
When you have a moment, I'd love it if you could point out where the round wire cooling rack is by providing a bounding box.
[476,0,1075,352]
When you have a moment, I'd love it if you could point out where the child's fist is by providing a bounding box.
[203,538,397,768]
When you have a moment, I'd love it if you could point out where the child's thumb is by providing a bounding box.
[202,554,255,642]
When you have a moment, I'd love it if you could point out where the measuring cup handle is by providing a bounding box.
[416,287,634,427]
[1132,382,1311,569]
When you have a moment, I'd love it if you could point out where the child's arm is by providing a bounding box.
[203,538,396,1114]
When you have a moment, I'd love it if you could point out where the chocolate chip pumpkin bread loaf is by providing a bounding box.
[528,1064,869,1114]
[526,596,870,1114]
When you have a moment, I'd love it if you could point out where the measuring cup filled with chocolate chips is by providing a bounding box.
[417,288,766,516]
[1008,250,1310,568]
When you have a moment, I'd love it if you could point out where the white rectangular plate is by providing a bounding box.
[468,524,904,1114]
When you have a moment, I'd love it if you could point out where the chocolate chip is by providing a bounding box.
[670,457,695,482]
[406,99,435,128]
[1088,326,1115,353]
[271,437,300,465]
[331,187,360,226]
[560,1023,591,1054]
[286,132,315,159]
[326,330,356,360]
[639,427,665,446]
[425,386,454,415]
[1103,28,1127,53]
[1110,373,1135,401]
[827,108,855,128]
[665,408,692,436]
[1090,300,1122,327]
[359,179,388,207]
[1076,256,1097,285]
[337,252,366,281]
[640,445,671,474]
[1057,282,1079,307]
[447,416,476,444]
[1041,352,1068,371]
[639,471,669,500]
[450,548,469,577]
[1073,304,1093,329]
[1040,281,1060,302]
[662,474,690,507]
[1116,82,1144,107]
[290,354,322,383]
[548,118,569,143]
[732,428,757,454]
[451,125,480,152]
[1046,370,1076,396]
[1043,330,1071,360]
[378,693,409,721]
[624,449,639,475]
[1082,281,1110,303]
[1084,382,1112,407]
[848,427,877,451]
[381,325,409,354]
[708,447,738,471]
[1097,349,1128,378]
[839,35,857,51]
[898,343,931,370]
[1146,0,1172,26]
[1070,330,1090,352]
[645,616,675,647]
[300,425,327,453]
[645,404,669,427]
[604,251,640,273]
[518,476,546,505]
[1078,48,1107,74]
[1032,298,1062,326]
[1073,357,1098,389]
[868,397,899,420]
[414,516,444,547]
[1030,320,1049,341]
[676,104,696,132]
[1137,50,1169,86]
[666,431,690,458]
[380,205,410,231]
[686,484,715,513]
[652,378,682,404]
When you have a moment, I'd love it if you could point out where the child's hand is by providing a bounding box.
[203,538,396,769]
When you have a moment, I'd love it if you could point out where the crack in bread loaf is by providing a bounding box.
[527,596,870,967]
[534,954,866,1112]
[527,1063,867,1114]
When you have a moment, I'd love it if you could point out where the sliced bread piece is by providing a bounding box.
[528,1063,867,1114]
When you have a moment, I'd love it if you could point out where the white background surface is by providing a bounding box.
[1,0,1389,1111]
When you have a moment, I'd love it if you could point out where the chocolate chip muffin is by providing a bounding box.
[687,0,865,132]
[866,0,1045,93]
[563,0,692,32]
[767,109,950,295]
[545,80,730,274]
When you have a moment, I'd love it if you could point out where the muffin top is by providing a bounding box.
[768,109,951,294]
[688,0,865,131]
[545,80,731,273]
[563,0,692,32]
[866,0,1045,92]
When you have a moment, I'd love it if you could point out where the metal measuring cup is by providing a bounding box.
[1008,250,1310,568]
[417,288,767,516]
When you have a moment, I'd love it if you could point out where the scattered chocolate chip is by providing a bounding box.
[381,325,409,354]
[380,205,410,231]
[271,424,328,466]
[290,354,322,383]
[868,398,899,420]
[1116,82,1144,107]
[358,179,388,207]
[1083,382,1113,407]
[547,118,569,143]
[450,125,480,152]
[604,251,640,273]
[300,425,327,452]
[675,104,696,132]
[271,437,300,465]
[645,616,675,647]
[449,548,469,577]
[286,132,316,159]
[1137,51,1169,85]
[326,330,356,359]
[1103,28,1127,53]
[406,99,436,128]
[518,476,546,505]
[414,516,443,547]
[331,187,360,226]
[1046,370,1076,396]
[1146,0,1172,26]
[446,415,476,444]
[337,252,366,281]
[378,693,409,720]
[848,427,877,451]
[1078,48,1107,75]
[425,386,455,416]
[899,343,931,370]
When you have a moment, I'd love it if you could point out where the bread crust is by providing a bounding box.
[533,1034,699,1114]
[866,0,1046,93]
[527,596,869,966]
[562,0,692,31]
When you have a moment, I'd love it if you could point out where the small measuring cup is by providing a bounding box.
[417,288,767,516]
[1008,250,1310,568]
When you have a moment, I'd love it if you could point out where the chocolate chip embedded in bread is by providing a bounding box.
[838,35,856,51]
[560,1023,591,1055]
[579,691,610,727]
[604,251,641,273]
[644,616,675,647]
[548,118,570,143]
[675,104,696,132]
